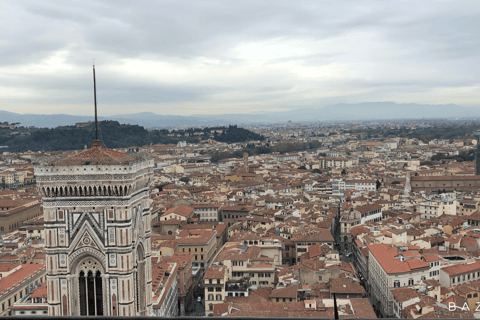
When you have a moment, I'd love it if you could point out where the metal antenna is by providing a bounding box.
[93,63,98,141]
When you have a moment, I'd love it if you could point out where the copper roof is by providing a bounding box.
[51,142,142,166]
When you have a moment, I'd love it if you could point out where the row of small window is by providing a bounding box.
[231,272,271,278]
[208,279,221,284]
[360,211,381,218]
[275,297,295,302]
[232,261,244,266]
[1,282,37,311]
[298,242,332,246]
[207,294,223,301]
[249,281,269,285]
[225,214,242,219]
[452,272,480,284]
[393,279,415,287]
[201,213,216,217]
[429,270,439,277]
[226,292,245,297]
[182,247,204,253]
[429,261,440,267]
[207,286,223,292]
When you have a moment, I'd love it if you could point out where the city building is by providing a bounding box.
[0,264,46,316]
[368,244,430,317]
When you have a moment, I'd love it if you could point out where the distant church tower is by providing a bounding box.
[476,131,480,175]
[243,152,249,173]
[34,65,154,316]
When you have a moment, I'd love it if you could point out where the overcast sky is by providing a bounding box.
[1,0,479,116]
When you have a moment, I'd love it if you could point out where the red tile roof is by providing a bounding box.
[329,278,365,294]
[368,244,429,274]
[30,282,47,298]
[204,266,225,279]
[441,260,480,276]
[0,264,44,294]
[52,144,142,166]
[0,264,21,272]
[269,285,298,298]
[391,287,420,303]
[162,204,194,218]
[353,203,382,213]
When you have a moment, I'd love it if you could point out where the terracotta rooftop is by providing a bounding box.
[30,282,47,298]
[329,278,365,294]
[0,264,44,294]
[269,285,298,298]
[368,244,429,274]
[161,204,194,218]
[204,265,225,279]
[353,203,382,213]
[441,260,480,276]
[51,143,143,166]
[0,264,21,272]
[391,287,420,303]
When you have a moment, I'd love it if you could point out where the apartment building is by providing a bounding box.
[193,203,221,222]
[176,229,217,269]
[0,264,46,316]
[332,179,376,196]
[220,205,253,227]
[439,260,480,288]
[341,204,382,252]
[367,244,430,317]
[319,157,356,169]
[239,235,283,265]
[159,204,195,222]
[162,254,194,316]
[292,228,334,263]
[11,282,48,316]
[204,266,227,317]
[458,199,480,216]
[418,194,457,219]
[0,201,42,235]
[152,262,179,317]
[238,262,275,288]
[390,287,422,319]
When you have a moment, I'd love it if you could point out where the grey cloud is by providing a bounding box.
[2,0,480,114]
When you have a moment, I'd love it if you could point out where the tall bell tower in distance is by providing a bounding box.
[34,65,154,316]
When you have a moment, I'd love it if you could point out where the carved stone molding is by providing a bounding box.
[42,190,149,207]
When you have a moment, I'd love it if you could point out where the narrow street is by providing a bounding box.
[185,297,205,317]
[185,287,205,317]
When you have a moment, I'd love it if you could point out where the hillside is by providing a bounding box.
[2,102,480,128]
[0,121,264,153]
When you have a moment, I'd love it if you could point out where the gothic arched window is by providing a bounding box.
[78,259,104,316]
[135,245,146,315]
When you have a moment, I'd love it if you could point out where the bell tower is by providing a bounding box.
[34,65,154,316]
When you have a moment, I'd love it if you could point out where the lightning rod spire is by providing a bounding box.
[93,63,98,141]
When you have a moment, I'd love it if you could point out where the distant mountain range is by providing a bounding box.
[2,102,480,128]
